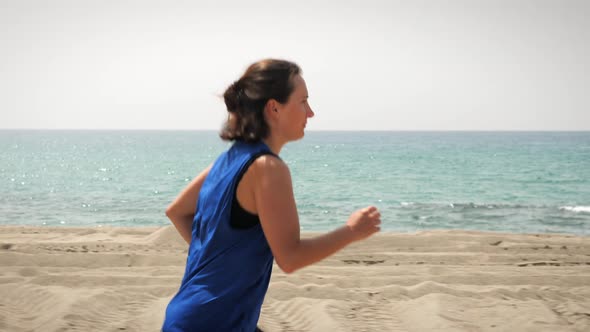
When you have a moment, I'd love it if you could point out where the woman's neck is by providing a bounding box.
[262,135,285,155]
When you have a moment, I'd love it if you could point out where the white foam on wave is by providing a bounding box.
[560,206,590,213]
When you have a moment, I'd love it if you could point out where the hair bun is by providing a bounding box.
[223,80,242,113]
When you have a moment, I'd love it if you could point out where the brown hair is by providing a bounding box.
[220,59,301,142]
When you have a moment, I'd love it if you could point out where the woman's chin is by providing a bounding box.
[291,131,305,141]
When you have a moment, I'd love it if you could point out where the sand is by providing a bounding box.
[1,225,589,332]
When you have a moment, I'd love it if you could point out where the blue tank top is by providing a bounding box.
[162,141,277,332]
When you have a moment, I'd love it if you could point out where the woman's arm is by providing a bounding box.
[165,164,212,244]
[251,156,381,274]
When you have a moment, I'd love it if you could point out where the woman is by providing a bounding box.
[162,59,381,331]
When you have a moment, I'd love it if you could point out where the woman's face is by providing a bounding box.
[276,74,315,141]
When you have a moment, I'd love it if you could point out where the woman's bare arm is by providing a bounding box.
[252,156,380,273]
[166,164,212,244]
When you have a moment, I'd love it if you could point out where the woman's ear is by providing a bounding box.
[264,99,280,122]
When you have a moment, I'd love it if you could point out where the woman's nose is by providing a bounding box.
[307,107,315,118]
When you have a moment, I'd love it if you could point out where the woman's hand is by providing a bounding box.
[345,206,381,242]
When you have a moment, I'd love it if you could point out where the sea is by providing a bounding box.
[1,130,589,235]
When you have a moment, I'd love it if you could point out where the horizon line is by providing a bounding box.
[0,128,589,132]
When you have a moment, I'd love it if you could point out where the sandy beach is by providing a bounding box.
[1,226,589,332]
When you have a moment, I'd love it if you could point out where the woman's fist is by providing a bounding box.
[346,206,381,241]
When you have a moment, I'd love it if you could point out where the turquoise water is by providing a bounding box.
[1,130,589,235]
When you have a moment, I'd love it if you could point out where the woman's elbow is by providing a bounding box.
[275,256,299,274]
[277,263,297,274]
[165,205,174,218]
[165,204,182,220]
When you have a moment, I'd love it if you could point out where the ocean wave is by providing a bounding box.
[560,206,590,214]
[399,202,532,210]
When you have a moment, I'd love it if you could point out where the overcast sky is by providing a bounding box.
[1,0,588,130]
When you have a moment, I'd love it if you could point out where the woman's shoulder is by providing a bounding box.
[245,153,290,184]
[252,153,286,171]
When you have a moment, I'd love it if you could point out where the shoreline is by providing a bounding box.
[2,224,589,238]
[1,225,589,331]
